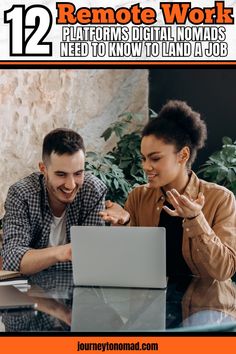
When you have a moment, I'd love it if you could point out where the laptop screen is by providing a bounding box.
[71,226,166,289]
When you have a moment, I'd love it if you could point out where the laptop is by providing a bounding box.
[71,286,166,332]
[71,226,166,289]
[0,286,37,311]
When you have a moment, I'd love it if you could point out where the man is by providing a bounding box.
[2,128,107,275]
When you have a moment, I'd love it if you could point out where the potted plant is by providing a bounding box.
[198,137,236,195]
[86,110,157,205]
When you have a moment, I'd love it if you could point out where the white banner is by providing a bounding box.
[0,0,236,62]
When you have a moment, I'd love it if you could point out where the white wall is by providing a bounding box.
[0,69,149,217]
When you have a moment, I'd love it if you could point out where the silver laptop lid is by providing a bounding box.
[71,226,166,289]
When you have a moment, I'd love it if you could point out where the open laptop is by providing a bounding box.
[71,226,166,289]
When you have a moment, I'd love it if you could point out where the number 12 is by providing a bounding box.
[4,5,53,56]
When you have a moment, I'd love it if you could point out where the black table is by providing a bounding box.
[1,271,236,332]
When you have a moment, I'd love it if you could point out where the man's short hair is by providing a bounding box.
[42,128,85,163]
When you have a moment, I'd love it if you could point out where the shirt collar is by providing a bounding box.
[144,183,166,203]
[183,171,200,200]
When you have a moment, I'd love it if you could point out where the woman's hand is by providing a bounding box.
[163,189,205,219]
[99,200,130,225]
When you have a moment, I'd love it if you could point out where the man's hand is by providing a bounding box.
[163,189,205,219]
[20,243,72,275]
[99,200,130,225]
[56,243,72,262]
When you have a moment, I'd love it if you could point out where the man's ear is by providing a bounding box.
[39,162,46,174]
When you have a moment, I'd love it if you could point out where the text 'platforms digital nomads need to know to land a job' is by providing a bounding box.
[1,0,236,62]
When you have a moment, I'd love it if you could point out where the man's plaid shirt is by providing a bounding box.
[2,172,107,271]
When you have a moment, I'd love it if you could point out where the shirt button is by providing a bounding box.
[186,228,190,232]
[157,207,160,211]
[196,249,200,252]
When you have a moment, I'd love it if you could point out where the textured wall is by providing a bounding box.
[0,69,148,217]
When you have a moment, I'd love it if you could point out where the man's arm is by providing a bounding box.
[2,186,34,271]
[2,186,71,274]
[19,243,72,275]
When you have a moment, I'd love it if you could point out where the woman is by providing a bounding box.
[100,100,236,280]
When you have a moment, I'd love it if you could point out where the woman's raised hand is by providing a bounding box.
[163,189,205,219]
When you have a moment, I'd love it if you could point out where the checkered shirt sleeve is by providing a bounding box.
[2,172,107,272]
[2,184,35,271]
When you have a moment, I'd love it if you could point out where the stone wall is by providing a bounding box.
[0,69,149,217]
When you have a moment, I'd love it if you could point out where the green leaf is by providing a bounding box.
[130,164,139,177]
[86,151,98,159]
[113,126,124,138]
[113,179,119,190]
[119,160,132,169]
[222,136,232,145]
[203,166,220,174]
[227,169,236,183]
[198,136,236,195]
[101,128,112,141]
[208,151,222,164]
[149,108,158,119]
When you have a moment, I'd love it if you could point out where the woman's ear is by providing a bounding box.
[178,146,190,164]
